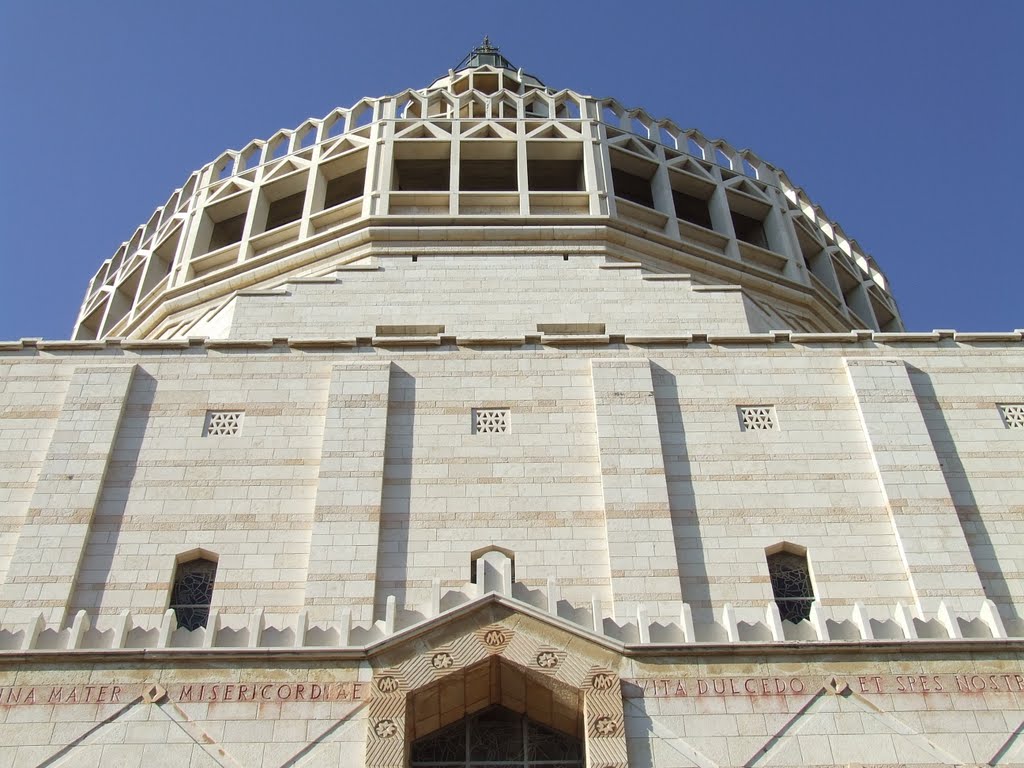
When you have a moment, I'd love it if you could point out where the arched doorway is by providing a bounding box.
[409,705,583,766]
[364,619,627,768]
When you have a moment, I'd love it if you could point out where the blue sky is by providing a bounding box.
[1,1,1021,339]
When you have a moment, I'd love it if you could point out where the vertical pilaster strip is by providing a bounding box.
[368,99,392,218]
[0,364,136,626]
[708,170,741,262]
[304,360,392,625]
[365,674,406,768]
[591,358,682,623]
[584,680,628,768]
[591,123,614,218]
[845,358,985,614]
[649,145,680,240]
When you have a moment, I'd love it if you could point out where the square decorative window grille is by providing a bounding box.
[474,408,510,434]
[204,411,243,436]
[999,404,1024,429]
[738,405,777,431]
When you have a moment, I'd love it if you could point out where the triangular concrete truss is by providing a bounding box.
[73,62,900,342]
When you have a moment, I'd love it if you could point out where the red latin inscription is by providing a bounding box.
[0,685,124,706]
[3,673,1021,706]
[624,673,1024,698]
[0,681,367,707]
[624,676,806,698]
[174,681,365,704]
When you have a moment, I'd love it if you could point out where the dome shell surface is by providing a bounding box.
[74,53,901,342]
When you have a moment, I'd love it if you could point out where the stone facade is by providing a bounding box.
[1,41,1022,767]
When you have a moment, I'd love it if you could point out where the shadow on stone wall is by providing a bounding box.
[909,365,1020,633]
[651,362,713,625]
[374,365,416,620]
[68,368,157,616]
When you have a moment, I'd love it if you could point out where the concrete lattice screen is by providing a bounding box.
[73,65,901,342]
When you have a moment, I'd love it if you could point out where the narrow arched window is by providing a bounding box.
[469,546,515,594]
[170,557,217,630]
[767,549,814,623]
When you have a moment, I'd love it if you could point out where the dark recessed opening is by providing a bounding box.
[460,159,517,191]
[794,222,823,265]
[536,322,605,335]
[412,256,418,262]
[871,294,898,332]
[265,191,305,231]
[208,213,246,252]
[474,73,500,94]
[324,168,366,208]
[395,159,450,191]
[767,550,814,623]
[611,167,654,209]
[731,210,768,249]
[672,189,712,229]
[170,557,217,631]
[563,254,569,261]
[795,222,836,294]
[410,705,582,767]
[528,159,584,191]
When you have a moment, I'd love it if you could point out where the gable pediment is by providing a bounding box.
[362,596,628,768]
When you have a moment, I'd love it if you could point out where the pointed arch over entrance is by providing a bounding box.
[364,617,627,768]
[407,657,581,746]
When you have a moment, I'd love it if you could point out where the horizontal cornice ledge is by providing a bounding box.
[1,330,1021,355]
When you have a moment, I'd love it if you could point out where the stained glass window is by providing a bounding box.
[767,550,814,623]
[170,558,217,630]
[410,706,582,767]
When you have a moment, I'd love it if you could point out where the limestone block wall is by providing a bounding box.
[847,358,987,615]
[376,355,609,620]
[305,360,391,625]
[592,358,681,623]
[0,607,1020,768]
[0,357,70,588]
[224,255,753,341]
[623,651,1024,767]
[907,350,1024,635]
[0,658,370,767]
[60,355,330,625]
[653,353,916,628]
[0,336,1020,638]
[0,364,135,626]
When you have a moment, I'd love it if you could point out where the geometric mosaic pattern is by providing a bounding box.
[999,403,1024,429]
[204,410,243,436]
[474,408,510,434]
[739,405,776,431]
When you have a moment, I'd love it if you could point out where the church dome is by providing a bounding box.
[74,41,902,341]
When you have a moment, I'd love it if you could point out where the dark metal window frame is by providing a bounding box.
[169,557,217,630]
[767,550,814,623]
[410,705,583,767]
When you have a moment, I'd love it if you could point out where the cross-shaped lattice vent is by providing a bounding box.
[204,411,243,436]
[1000,404,1024,429]
[474,408,510,434]
[739,405,776,431]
